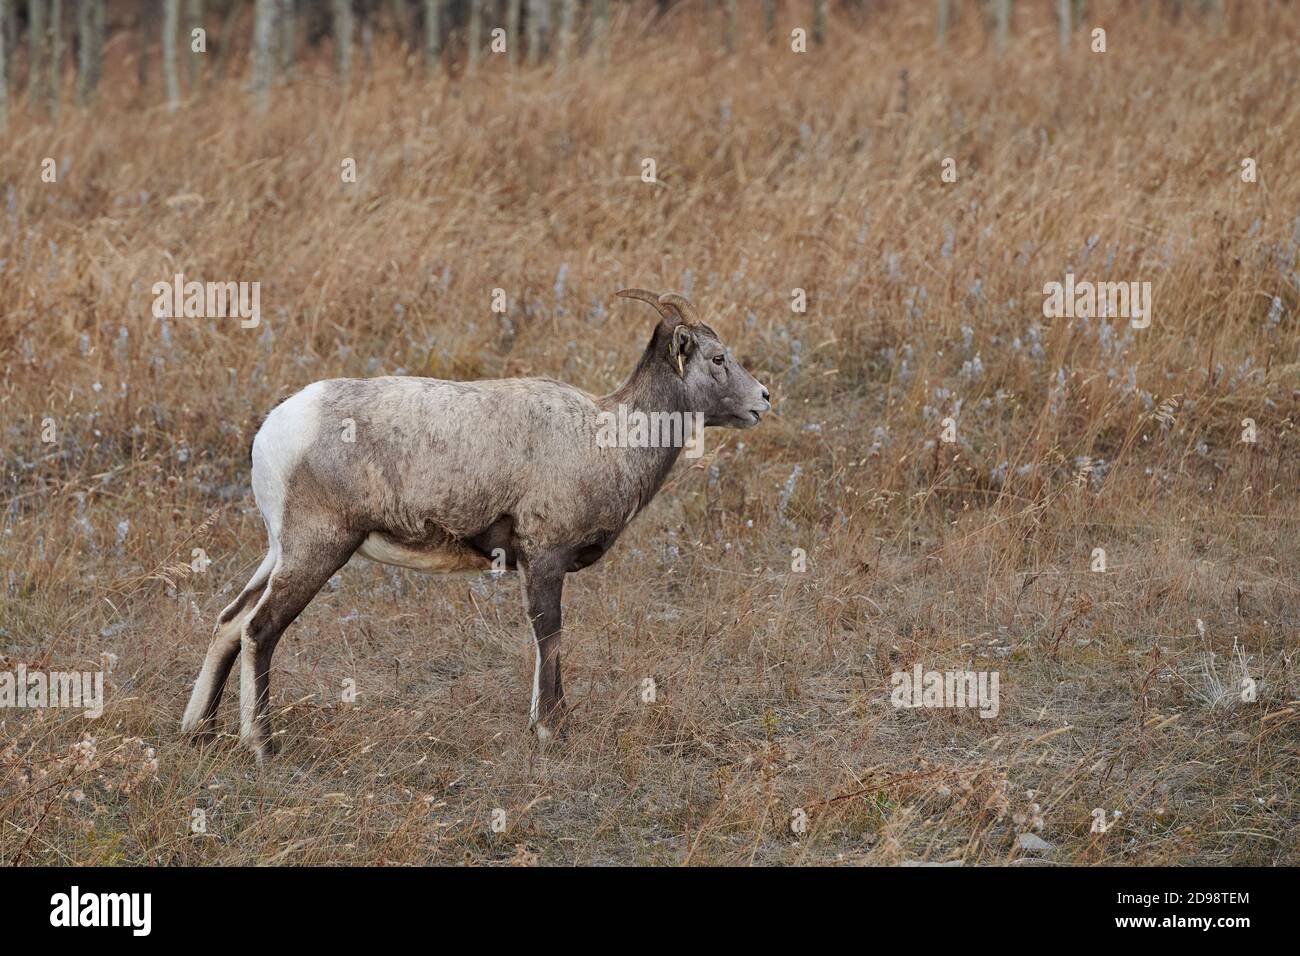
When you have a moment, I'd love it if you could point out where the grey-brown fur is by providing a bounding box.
[181,290,770,761]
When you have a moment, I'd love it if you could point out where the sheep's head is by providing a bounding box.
[617,289,770,428]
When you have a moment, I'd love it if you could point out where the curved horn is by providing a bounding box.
[615,288,676,323]
[657,292,700,326]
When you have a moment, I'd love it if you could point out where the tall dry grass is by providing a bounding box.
[1,2,1298,865]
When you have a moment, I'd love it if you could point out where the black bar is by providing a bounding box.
[1,866,1271,941]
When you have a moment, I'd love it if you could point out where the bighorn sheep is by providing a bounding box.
[181,290,770,761]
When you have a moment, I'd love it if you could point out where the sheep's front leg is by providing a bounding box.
[522,557,567,741]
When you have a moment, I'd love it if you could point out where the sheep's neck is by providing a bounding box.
[601,349,692,512]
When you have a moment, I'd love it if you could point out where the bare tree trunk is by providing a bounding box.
[762,0,776,40]
[423,0,441,70]
[1056,0,1071,52]
[252,0,276,111]
[185,0,203,90]
[527,0,551,65]
[278,0,295,73]
[0,0,7,129]
[590,0,608,56]
[526,0,539,65]
[163,0,180,110]
[507,0,522,65]
[29,0,47,111]
[556,0,576,65]
[94,0,105,69]
[48,0,62,115]
[526,0,540,65]
[937,0,950,46]
[994,0,1010,52]
[468,0,484,71]
[1,0,13,99]
[812,0,827,45]
[77,0,104,104]
[76,0,92,103]
[723,0,736,53]
[334,0,354,83]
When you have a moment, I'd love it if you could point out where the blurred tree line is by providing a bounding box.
[0,0,1236,125]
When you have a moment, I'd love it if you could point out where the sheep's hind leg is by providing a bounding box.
[238,534,361,764]
[521,555,568,742]
[182,548,277,742]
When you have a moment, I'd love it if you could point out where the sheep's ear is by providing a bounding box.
[669,324,694,376]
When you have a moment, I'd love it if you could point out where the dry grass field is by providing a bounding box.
[2,1,1299,866]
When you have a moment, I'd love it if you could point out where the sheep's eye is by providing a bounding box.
[712,355,726,366]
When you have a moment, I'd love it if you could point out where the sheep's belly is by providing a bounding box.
[356,533,490,573]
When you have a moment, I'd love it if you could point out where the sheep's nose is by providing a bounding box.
[761,388,770,402]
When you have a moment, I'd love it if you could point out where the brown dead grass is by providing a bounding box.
[1,2,1298,865]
